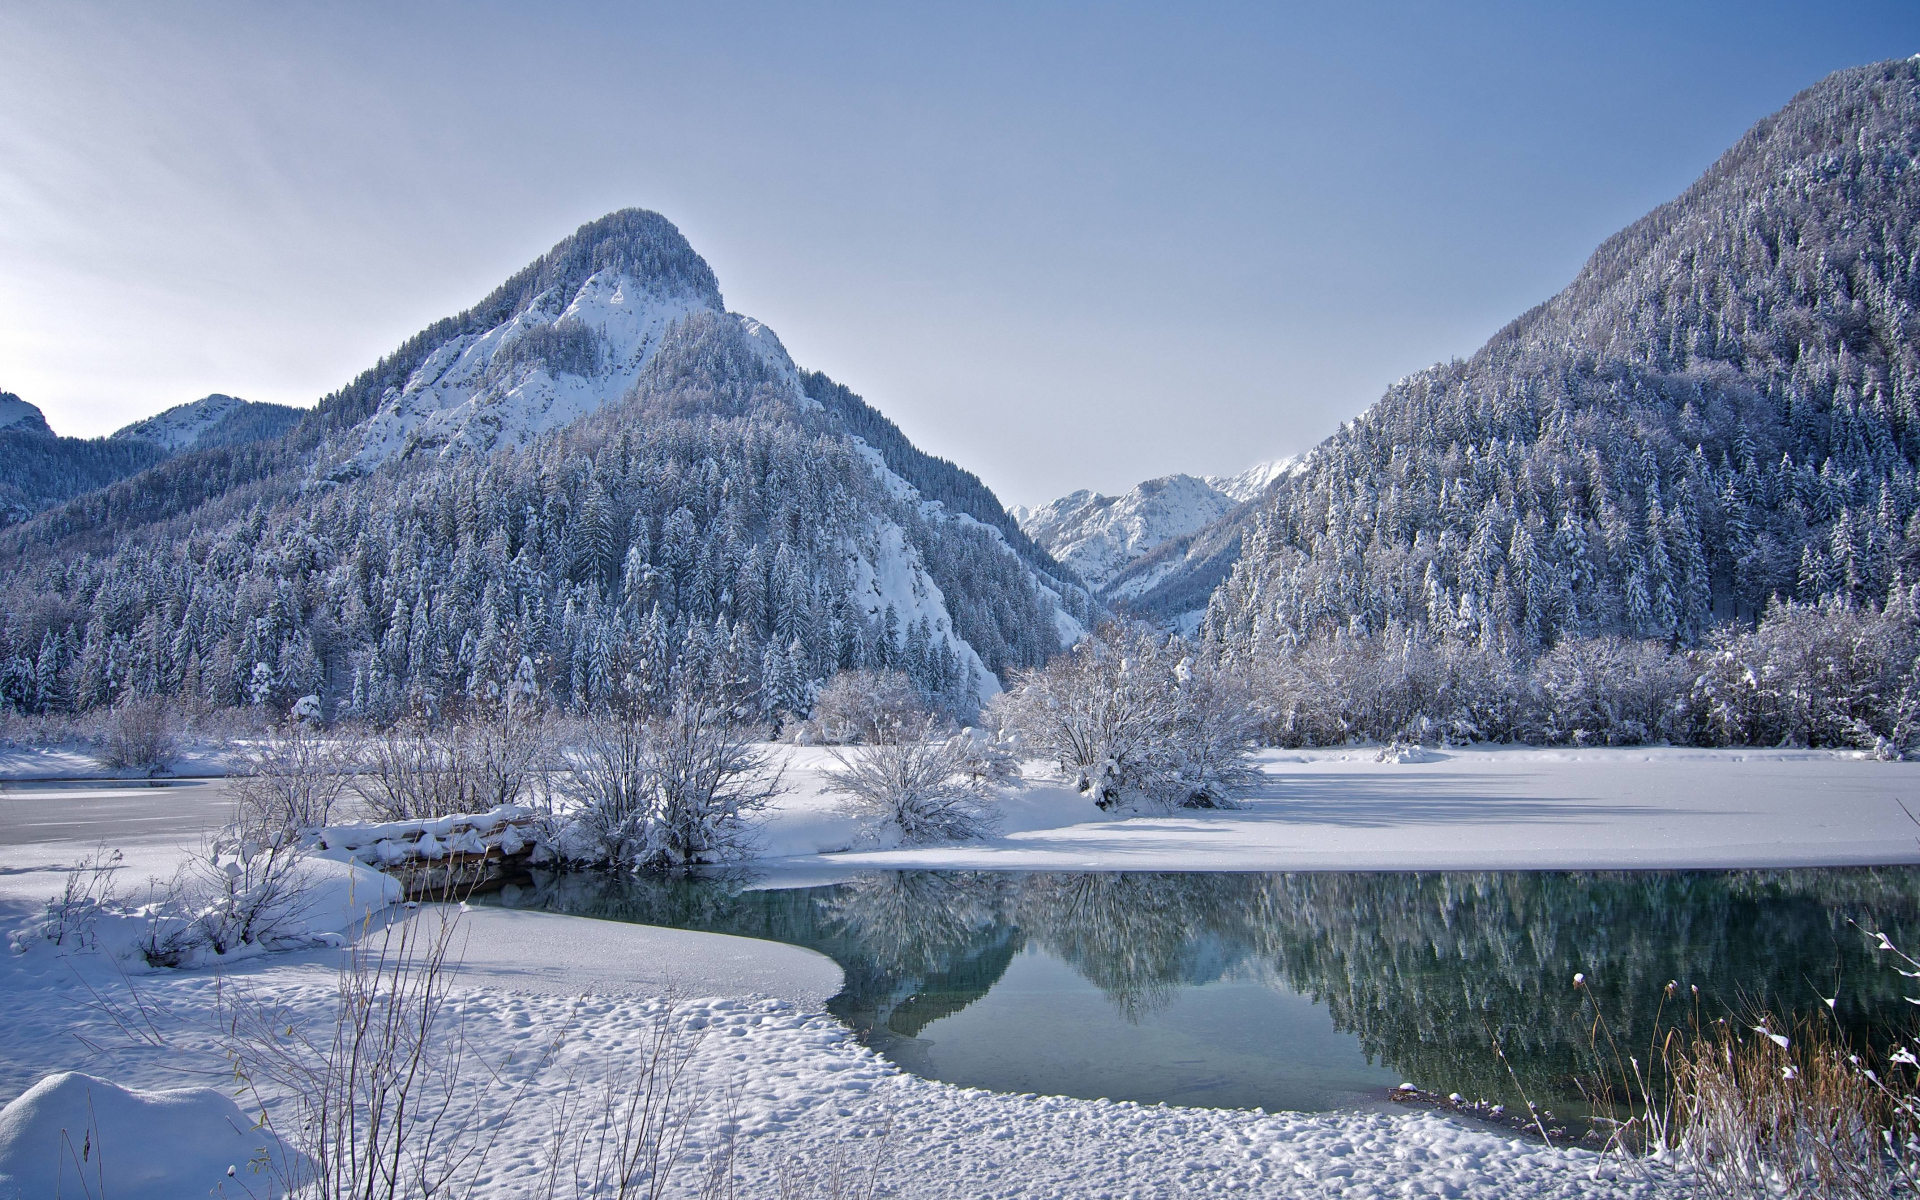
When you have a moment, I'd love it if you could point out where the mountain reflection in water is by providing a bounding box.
[485,867,1920,1115]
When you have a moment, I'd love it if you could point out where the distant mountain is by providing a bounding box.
[0,392,300,531]
[1019,475,1236,592]
[0,211,1091,719]
[1207,58,1920,654]
[0,393,52,436]
[1015,458,1295,608]
[112,393,300,453]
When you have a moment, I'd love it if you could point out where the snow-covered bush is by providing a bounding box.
[825,717,1002,843]
[993,623,1258,810]
[558,715,655,867]
[139,838,322,967]
[1241,630,1527,747]
[230,723,352,839]
[1529,636,1690,745]
[802,668,935,744]
[1220,598,1920,753]
[558,703,783,870]
[642,702,783,867]
[1685,597,1920,752]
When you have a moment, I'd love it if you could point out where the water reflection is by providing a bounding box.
[489,867,1920,1114]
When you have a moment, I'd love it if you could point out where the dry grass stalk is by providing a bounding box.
[1570,965,1920,1199]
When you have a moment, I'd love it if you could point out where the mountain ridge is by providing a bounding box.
[0,210,1090,719]
[1204,57,1920,653]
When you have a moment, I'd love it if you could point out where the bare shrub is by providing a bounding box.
[457,712,550,809]
[562,716,656,867]
[354,724,463,820]
[353,715,548,821]
[994,623,1258,810]
[98,697,175,772]
[561,703,784,870]
[226,911,504,1197]
[643,704,783,867]
[230,722,352,839]
[774,1138,891,1200]
[803,669,934,744]
[825,718,1001,843]
[24,846,122,951]
[533,1022,713,1200]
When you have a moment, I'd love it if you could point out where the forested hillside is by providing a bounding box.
[0,213,1089,721]
[1206,58,1920,657]
[0,392,302,534]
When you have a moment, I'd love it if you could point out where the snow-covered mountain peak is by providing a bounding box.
[112,394,250,451]
[350,267,716,466]
[1019,473,1237,591]
[345,211,747,468]
[0,393,52,437]
[1016,454,1302,606]
[1206,456,1297,504]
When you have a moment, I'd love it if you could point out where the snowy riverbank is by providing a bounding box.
[0,863,1684,1199]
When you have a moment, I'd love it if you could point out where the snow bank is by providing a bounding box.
[7,849,400,972]
[0,1071,305,1199]
[0,980,1681,1200]
[442,905,842,1006]
[313,804,537,866]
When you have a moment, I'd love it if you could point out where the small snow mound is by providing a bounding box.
[1375,742,1444,764]
[0,1071,306,1199]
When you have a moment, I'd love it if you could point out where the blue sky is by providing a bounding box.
[2,1,1917,506]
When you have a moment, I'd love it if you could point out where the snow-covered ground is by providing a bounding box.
[0,846,1679,1199]
[0,737,232,781]
[753,744,1920,871]
[8,742,1902,1196]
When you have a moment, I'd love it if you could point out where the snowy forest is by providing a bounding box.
[1192,59,1920,750]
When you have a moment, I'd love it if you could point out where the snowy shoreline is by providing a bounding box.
[7,743,1905,1196]
[0,864,1685,1199]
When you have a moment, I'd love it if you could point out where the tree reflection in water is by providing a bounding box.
[491,866,1920,1113]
